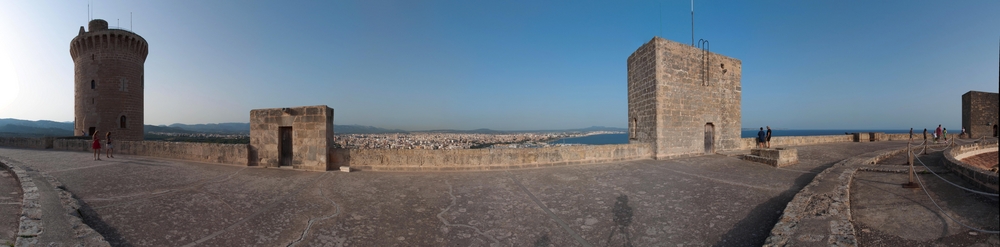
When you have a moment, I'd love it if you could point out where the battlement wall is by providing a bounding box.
[331,143,653,171]
[41,139,248,166]
[739,135,851,149]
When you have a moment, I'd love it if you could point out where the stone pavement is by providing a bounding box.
[851,150,1000,246]
[0,141,909,246]
[0,169,20,245]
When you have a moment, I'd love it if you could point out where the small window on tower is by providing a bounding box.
[91,80,95,89]
[120,116,127,129]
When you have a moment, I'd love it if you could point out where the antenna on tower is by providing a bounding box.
[691,0,695,46]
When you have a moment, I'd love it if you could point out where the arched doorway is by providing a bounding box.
[704,123,715,154]
[993,124,998,137]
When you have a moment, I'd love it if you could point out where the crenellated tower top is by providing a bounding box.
[69,19,148,62]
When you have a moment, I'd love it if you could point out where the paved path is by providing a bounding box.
[852,151,1000,246]
[0,141,907,246]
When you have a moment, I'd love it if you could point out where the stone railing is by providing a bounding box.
[332,143,653,171]
[0,137,53,149]
[943,141,999,194]
[740,135,852,149]
[47,139,249,166]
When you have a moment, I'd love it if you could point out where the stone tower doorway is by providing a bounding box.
[88,127,96,136]
[704,123,715,154]
[279,127,293,167]
[993,125,997,137]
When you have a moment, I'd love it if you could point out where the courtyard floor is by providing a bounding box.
[1,141,987,246]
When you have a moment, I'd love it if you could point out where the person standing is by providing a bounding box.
[961,128,966,138]
[909,128,914,142]
[757,127,766,148]
[92,131,102,161]
[943,128,948,142]
[766,126,773,148]
[105,132,114,158]
[923,128,928,142]
[935,125,942,143]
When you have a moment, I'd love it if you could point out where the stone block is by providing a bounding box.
[744,148,798,167]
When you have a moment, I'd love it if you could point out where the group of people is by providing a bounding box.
[756,126,772,148]
[91,131,115,160]
[912,125,964,144]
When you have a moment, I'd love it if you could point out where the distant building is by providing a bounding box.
[961,91,999,138]
[70,19,148,140]
[627,37,742,158]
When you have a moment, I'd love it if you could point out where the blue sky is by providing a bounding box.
[1,0,997,131]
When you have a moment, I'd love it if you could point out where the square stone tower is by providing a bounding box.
[961,91,999,138]
[628,37,742,159]
[249,105,335,171]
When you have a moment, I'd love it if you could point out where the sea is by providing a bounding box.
[551,129,911,145]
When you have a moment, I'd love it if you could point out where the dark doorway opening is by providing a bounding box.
[704,123,715,154]
[279,127,293,167]
[88,127,96,136]
[629,118,637,140]
[993,125,998,137]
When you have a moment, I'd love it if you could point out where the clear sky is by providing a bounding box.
[1,0,997,131]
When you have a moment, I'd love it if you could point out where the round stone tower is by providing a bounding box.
[70,19,148,141]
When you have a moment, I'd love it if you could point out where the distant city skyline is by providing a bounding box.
[1,1,998,131]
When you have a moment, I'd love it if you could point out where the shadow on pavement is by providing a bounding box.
[76,197,132,247]
[605,194,634,247]
[712,160,837,247]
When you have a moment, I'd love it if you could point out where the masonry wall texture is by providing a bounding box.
[331,143,652,171]
[962,91,999,138]
[249,105,334,171]
[628,37,742,159]
[944,141,999,194]
[70,19,148,141]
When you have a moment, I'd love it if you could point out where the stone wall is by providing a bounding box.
[628,37,742,159]
[740,135,851,149]
[943,141,998,194]
[249,105,334,171]
[962,91,999,138]
[334,143,653,171]
[0,137,52,149]
[48,139,248,166]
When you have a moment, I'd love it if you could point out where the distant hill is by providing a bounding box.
[0,124,74,137]
[0,119,73,130]
[0,118,624,136]
[166,123,250,134]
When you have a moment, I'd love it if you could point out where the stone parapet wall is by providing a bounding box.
[0,137,52,149]
[46,139,248,166]
[740,135,851,149]
[943,141,999,194]
[335,143,653,171]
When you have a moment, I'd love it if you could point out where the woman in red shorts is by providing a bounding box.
[92,130,102,161]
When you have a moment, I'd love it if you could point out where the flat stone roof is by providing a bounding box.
[0,141,918,246]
